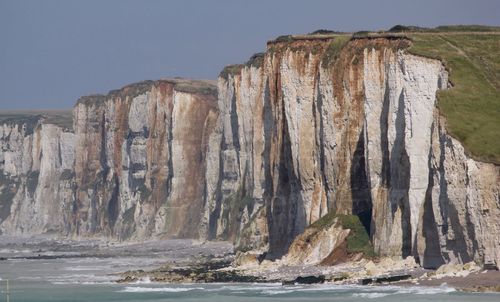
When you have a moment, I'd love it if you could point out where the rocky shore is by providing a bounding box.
[1,235,498,293]
[116,251,500,293]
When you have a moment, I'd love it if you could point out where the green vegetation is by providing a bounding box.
[219,64,245,80]
[42,112,73,130]
[308,29,345,35]
[171,79,217,96]
[321,35,351,67]
[219,53,265,80]
[408,33,500,163]
[274,35,294,43]
[0,110,73,132]
[351,30,371,38]
[310,211,337,228]
[389,24,500,33]
[337,214,377,258]
[246,52,265,69]
[311,212,376,258]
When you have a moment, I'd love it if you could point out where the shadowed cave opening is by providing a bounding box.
[350,128,373,235]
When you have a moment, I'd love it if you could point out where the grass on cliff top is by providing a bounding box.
[408,33,500,163]
[311,212,376,258]
[0,110,73,131]
[219,53,266,80]
[321,35,351,67]
[389,24,500,33]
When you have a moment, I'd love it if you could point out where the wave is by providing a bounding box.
[353,292,391,298]
[262,289,297,295]
[63,266,110,271]
[121,286,205,293]
[52,281,116,285]
[349,284,456,298]
[134,276,152,284]
[228,283,457,297]
[393,284,456,295]
[48,273,118,285]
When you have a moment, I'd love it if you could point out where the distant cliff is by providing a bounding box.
[0,31,498,269]
[0,79,218,240]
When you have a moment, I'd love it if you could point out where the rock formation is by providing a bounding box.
[0,35,498,269]
[206,36,499,267]
[0,115,75,234]
[1,79,218,240]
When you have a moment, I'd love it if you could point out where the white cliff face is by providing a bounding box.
[363,49,449,257]
[360,47,499,267]
[212,37,499,267]
[204,64,268,244]
[419,117,500,268]
[72,80,218,240]
[0,119,75,234]
[0,79,218,240]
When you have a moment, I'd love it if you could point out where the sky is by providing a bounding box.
[0,0,498,110]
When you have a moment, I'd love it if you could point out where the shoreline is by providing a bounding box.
[115,253,500,293]
[1,235,499,293]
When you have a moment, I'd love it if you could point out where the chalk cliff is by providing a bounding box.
[0,35,498,269]
[1,79,218,240]
[73,79,218,239]
[0,115,75,234]
[207,36,499,267]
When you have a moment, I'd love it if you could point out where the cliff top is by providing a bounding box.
[265,25,500,43]
[219,53,265,80]
[0,110,73,132]
[76,78,217,106]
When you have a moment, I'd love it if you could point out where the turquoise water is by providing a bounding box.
[1,258,499,302]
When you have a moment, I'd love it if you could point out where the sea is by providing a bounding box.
[0,256,499,302]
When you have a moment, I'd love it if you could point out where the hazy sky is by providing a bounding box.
[0,0,498,109]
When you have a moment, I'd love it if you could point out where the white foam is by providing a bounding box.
[17,276,42,281]
[393,284,456,295]
[217,284,289,291]
[258,283,456,297]
[134,276,152,284]
[121,286,204,293]
[259,284,355,295]
[52,281,115,285]
[47,273,118,285]
[353,292,391,298]
[63,266,107,271]
[262,289,296,295]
